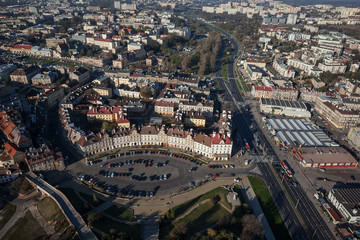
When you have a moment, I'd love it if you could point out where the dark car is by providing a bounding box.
[351,175,356,180]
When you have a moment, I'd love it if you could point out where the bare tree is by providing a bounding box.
[240,214,264,240]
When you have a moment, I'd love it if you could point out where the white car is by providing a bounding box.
[234,177,241,182]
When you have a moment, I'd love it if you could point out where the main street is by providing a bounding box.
[201,19,336,240]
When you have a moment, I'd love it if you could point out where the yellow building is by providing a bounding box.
[185,112,206,127]
[87,106,130,128]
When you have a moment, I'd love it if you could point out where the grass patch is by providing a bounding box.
[26,57,76,67]
[172,187,231,218]
[1,211,47,240]
[104,205,137,222]
[37,197,69,233]
[59,188,90,215]
[221,63,229,81]
[248,176,291,240]
[0,204,16,230]
[79,192,104,207]
[92,215,141,240]
[176,202,228,235]
[10,176,33,194]
[214,79,222,90]
[59,226,78,240]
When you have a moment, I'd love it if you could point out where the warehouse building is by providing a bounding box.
[260,98,311,118]
[263,118,338,147]
[328,183,360,223]
[293,146,358,168]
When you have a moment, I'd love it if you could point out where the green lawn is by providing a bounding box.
[0,204,16,230]
[92,215,141,240]
[37,197,69,233]
[79,192,104,207]
[26,57,76,67]
[59,188,90,215]
[221,63,229,81]
[248,176,291,240]
[1,211,47,240]
[104,205,137,222]
[176,201,228,234]
[10,177,33,194]
[172,187,231,218]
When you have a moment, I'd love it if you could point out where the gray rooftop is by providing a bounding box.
[261,98,307,110]
[266,118,338,147]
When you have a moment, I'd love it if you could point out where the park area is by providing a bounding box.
[249,176,291,240]
[1,211,47,240]
[159,186,264,240]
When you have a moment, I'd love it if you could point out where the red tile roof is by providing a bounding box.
[155,101,174,108]
[211,133,232,145]
[4,143,17,157]
[13,44,32,50]
[95,38,113,43]
[253,86,273,92]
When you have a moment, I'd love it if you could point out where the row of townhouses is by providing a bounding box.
[59,107,233,160]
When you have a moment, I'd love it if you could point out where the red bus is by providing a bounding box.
[280,160,293,178]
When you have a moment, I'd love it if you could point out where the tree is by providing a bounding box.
[92,193,100,205]
[87,212,102,227]
[240,214,264,240]
[207,228,216,237]
[140,86,153,98]
[169,224,187,240]
[181,55,192,72]
[165,208,175,219]
[101,121,117,131]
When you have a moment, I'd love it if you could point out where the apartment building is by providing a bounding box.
[273,59,295,78]
[328,184,360,224]
[318,62,347,74]
[0,112,32,148]
[69,67,90,84]
[25,144,65,172]
[315,100,360,129]
[94,39,115,50]
[31,72,56,85]
[311,77,326,89]
[44,87,65,108]
[87,106,130,128]
[10,66,40,85]
[287,59,323,77]
[184,111,206,127]
[347,127,360,149]
[179,101,213,117]
[154,101,175,116]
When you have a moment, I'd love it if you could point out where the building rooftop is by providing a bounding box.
[261,98,307,110]
[266,118,338,147]
[298,146,358,164]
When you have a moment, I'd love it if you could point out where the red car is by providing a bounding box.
[213,174,219,178]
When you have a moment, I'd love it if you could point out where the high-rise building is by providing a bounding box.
[287,14,298,24]
[114,1,121,9]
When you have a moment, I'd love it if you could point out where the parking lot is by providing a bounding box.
[66,151,248,198]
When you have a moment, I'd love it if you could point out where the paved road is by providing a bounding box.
[26,174,97,240]
[196,19,314,240]
[239,177,275,240]
[207,18,338,240]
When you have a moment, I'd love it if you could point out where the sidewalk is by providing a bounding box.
[0,205,25,238]
[240,177,276,240]
[28,204,56,236]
